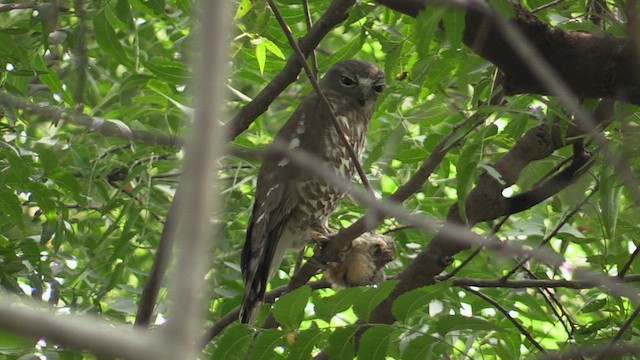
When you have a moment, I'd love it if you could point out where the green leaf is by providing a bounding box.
[414,8,445,58]
[33,56,74,106]
[314,287,367,323]
[115,0,135,30]
[0,188,25,232]
[456,139,483,220]
[435,315,504,336]
[250,329,285,360]
[271,285,311,329]
[25,182,57,221]
[392,282,449,321]
[357,325,395,360]
[352,280,398,322]
[581,297,607,313]
[212,324,254,360]
[50,171,86,206]
[488,0,516,18]
[144,57,190,84]
[442,9,465,48]
[94,10,134,69]
[255,40,267,75]
[235,0,254,19]
[325,326,358,360]
[288,328,328,359]
[263,38,285,59]
[402,334,438,360]
[0,329,36,353]
[600,170,620,240]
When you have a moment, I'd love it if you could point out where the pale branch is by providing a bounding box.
[159,1,231,358]
[461,285,547,354]
[266,0,374,194]
[223,0,356,140]
[0,91,183,147]
[0,294,163,360]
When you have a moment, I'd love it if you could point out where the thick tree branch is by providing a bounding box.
[367,100,613,325]
[376,0,640,105]
[223,0,356,140]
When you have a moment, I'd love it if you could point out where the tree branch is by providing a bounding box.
[266,0,374,194]
[452,275,640,289]
[159,1,231,358]
[0,91,183,147]
[223,0,356,140]
[461,285,547,354]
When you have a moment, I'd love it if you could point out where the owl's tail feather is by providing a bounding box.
[239,290,261,324]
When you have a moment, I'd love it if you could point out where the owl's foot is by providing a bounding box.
[310,231,332,249]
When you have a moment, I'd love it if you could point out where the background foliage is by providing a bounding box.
[0,0,638,359]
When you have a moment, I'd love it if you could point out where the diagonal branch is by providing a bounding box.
[223,0,356,140]
[266,0,373,194]
[461,285,547,354]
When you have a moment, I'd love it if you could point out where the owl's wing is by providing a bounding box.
[240,99,322,324]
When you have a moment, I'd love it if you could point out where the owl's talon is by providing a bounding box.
[310,231,332,248]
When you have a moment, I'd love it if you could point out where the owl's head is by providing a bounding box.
[320,59,386,107]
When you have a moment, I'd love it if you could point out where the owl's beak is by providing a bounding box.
[357,88,371,106]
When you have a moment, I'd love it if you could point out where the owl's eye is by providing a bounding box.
[373,84,385,93]
[340,75,356,86]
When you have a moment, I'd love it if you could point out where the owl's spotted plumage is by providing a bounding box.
[240,60,385,324]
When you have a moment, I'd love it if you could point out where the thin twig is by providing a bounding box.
[462,285,547,354]
[301,0,319,79]
[0,294,163,360]
[532,0,565,13]
[618,243,640,278]
[266,0,374,194]
[501,186,598,281]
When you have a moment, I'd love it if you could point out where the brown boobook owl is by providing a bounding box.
[240,60,386,324]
